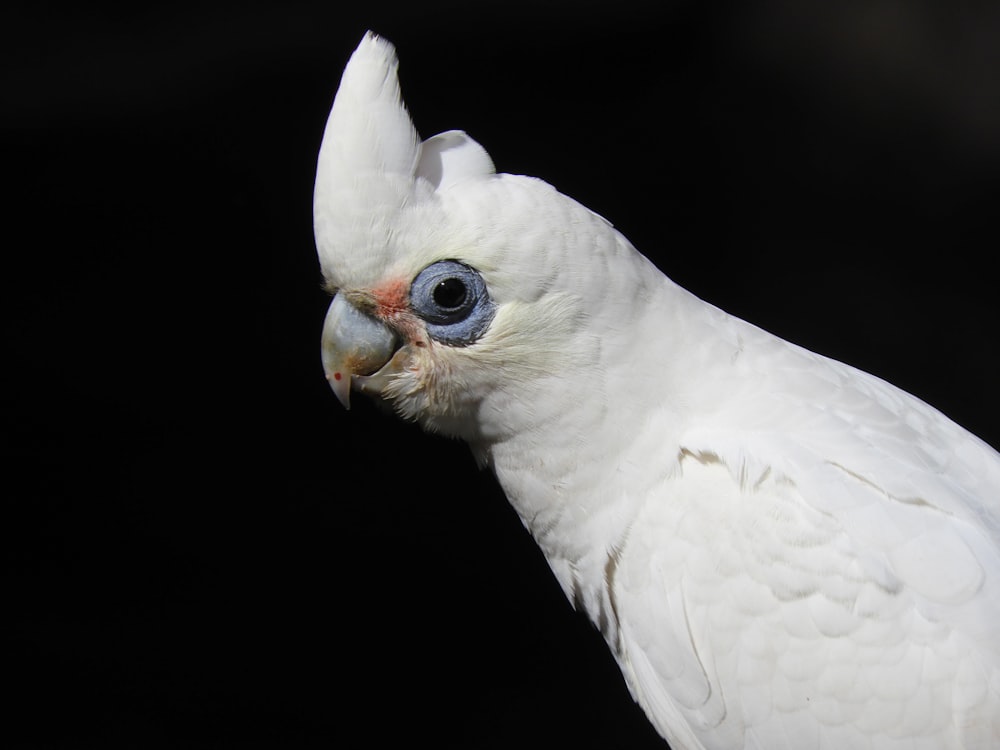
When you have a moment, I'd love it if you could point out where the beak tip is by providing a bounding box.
[321,293,399,412]
[326,371,352,410]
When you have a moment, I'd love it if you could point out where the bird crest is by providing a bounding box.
[313,32,495,285]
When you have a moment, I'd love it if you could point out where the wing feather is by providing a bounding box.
[612,328,1000,749]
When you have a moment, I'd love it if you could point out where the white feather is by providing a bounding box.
[315,34,1000,749]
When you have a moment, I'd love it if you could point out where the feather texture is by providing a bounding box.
[315,33,1000,749]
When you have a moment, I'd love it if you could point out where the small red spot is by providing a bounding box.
[333,372,342,381]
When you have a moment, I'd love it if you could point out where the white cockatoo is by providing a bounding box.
[313,33,1000,750]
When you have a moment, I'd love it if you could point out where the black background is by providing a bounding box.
[6,2,999,748]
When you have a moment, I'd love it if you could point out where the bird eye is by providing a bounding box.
[433,277,468,310]
[410,260,496,346]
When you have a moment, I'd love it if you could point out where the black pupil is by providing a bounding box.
[433,278,467,309]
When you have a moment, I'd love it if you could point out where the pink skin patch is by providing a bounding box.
[366,277,428,346]
[342,276,428,350]
[370,278,410,320]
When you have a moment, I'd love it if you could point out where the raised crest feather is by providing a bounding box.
[312,32,424,282]
[416,130,496,190]
[313,33,497,283]
[314,32,420,188]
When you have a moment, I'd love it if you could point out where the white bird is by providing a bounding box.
[313,32,1000,750]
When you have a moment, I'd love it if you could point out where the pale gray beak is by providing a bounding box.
[320,294,399,409]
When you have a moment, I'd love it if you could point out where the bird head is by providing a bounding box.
[314,33,660,445]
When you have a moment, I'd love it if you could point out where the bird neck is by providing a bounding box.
[472,276,724,620]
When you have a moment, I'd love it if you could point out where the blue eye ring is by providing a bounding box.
[410,260,496,346]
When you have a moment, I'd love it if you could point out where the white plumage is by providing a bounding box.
[314,33,1000,749]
